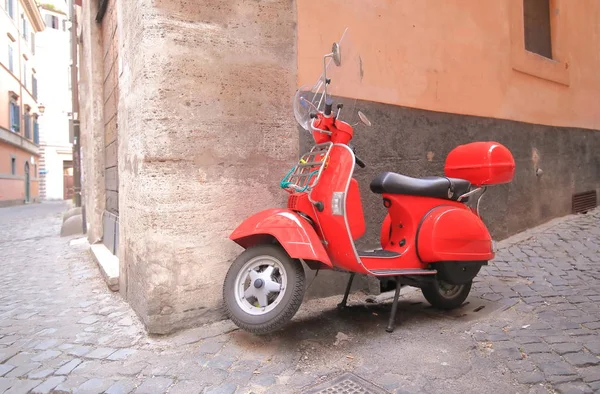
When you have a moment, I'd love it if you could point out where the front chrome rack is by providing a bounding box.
[281,142,333,193]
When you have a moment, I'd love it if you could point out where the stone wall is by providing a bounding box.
[116,0,298,334]
[102,0,119,217]
[79,0,106,244]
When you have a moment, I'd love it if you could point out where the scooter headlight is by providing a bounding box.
[331,192,345,216]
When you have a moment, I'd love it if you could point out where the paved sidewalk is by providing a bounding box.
[0,202,598,394]
[470,210,600,394]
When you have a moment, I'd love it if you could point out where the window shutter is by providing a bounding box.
[8,45,13,72]
[33,76,38,100]
[24,113,31,139]
[34,119,40,144]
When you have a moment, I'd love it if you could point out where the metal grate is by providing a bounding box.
[281,143,332,193]
[303,373,389,394]
[572,190,597,214]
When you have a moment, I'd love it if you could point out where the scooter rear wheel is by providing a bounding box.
[421,279,472,310]
[223,244,305,334]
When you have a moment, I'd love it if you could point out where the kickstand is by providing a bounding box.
[386,276,401,333]
[337,273,355,309]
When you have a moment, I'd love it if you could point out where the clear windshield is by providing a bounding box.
[293,28,363,130]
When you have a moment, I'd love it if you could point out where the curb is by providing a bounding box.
[89,243,120,292]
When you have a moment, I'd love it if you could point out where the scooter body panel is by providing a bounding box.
[376,195,493,269]
[416,205,494,262]
[309,144,370,274]
[230,208,333,268]
[287,145,494,275]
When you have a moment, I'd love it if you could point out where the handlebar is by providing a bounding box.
[349,145,366,168]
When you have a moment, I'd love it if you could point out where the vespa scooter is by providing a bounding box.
[223,29,515,334]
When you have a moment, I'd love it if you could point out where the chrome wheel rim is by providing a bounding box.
[234,256,287,316]
[438,280,463,299]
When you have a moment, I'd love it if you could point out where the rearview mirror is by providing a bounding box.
[332,42,341,66]
[358,111,372,127]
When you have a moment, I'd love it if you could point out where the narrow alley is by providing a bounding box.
[0,203,599,393]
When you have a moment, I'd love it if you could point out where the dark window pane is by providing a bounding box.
[8,45,13,72]
[523,0,553,59]
[33,120,40,144]
[24,113,31,139]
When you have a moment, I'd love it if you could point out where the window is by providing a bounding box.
[11,157,16,175]
[33,117,39,144]
[8,44,14,73]
[523,0,552,59]
[7,0,14,19]
[24,112,31,139]
[31,32,35,54]
[34,164,37,177]
[23,61,27,89]
[9,100,20,133]
[45,14,59,29]
[32,73,38,100]
[22,15,30,41]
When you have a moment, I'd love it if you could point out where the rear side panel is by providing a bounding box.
[369,194,459,271]
[417,206,494,262]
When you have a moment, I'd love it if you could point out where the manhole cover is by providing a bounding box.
[303,372,389,394]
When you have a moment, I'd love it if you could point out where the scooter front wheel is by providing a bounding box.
[421,278,472,310]
[223,244,305,334]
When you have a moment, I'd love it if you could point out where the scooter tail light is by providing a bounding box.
[331,192,345,216]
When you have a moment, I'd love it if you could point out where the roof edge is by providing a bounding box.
[24,0,46,32]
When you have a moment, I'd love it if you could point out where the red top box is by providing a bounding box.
[445,142,515,186]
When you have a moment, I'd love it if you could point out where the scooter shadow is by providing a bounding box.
[272,299,443,344]
[231,293,499,349]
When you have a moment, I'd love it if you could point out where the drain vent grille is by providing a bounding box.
[572,190,597,214]
[303,373,388,394]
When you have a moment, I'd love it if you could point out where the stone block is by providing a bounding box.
[90,243,119,291]
[55,359,82,375]
[31,376,66,394]
[563,353,600,368]
[62,207,82,223]
[60,214,83,237]
[76,378,114,394]
[134,377,173,393]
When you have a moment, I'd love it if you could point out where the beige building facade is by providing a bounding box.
[0,0,45,206]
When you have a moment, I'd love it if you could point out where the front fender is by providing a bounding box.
[230,208,332,268]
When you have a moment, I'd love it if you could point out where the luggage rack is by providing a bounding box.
[280,143,333,193]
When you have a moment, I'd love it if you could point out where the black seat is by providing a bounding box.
[370,172,471,201]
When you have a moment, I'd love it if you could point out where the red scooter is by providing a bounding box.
[223,29,515,334]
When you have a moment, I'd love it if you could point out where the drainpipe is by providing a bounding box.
[69,0,85,232]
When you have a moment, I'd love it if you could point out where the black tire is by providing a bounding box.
[222,244,305,334]
[421,279,472,310]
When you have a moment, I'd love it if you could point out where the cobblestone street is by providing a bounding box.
[0,202,599,393]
